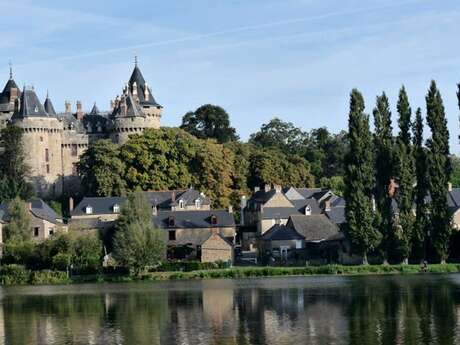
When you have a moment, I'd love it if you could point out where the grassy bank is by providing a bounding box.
[2,263,460,286]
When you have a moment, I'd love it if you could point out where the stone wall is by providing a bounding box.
[201,233,233,262]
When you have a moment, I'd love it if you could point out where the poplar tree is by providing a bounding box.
[344,89,381,264]
[412,108,429,261]
[373,93,393,263]
[394,87,415,263]
[426,81,451,263]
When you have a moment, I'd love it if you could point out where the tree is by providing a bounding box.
[344,89,381,263]
[180,104,239,143]
[4,197,32,242]
[249,117,308,154]
[78,140,126,197]
[112,191,165,275]
[372,93,394,263]
[412,108,430,261]
[0,125,34,201]
[426,81,452,263]
[319,176,345,196]
[393,87,415,263]
[72,234,103,272]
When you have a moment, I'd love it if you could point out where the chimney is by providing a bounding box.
[264,184,271,193]
[76,101,84,120]
[69,197,74,212]
[171,191,176,202]
[448,182,453,192]
[65,101,71,113]
[240,195,247,226]
[228,205,233,213]
[274,184,282,193]
[27,202,32,211]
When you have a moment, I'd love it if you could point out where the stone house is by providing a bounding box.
[0,199,65,242]
[0,61,162,198]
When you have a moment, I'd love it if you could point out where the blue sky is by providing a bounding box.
[1,0,460,152]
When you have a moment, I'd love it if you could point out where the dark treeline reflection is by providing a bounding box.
[1,275,460,345]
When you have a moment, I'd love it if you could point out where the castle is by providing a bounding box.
[0,61,162,197]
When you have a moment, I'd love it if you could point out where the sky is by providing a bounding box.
[1,0,460,152]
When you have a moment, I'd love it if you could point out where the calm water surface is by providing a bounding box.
[1,274,460,344]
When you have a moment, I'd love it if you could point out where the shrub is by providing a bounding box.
[29,270,69,285]
[0,264,29,285]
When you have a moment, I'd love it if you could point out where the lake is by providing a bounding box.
[1,274,460,344]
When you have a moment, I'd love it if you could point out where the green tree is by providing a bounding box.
[72,234,103,272]
[180,104,239,143]
[344,89,381,264]
[450,155,460,187]
[78,140,126,197]
[0,125,34,201]
[4,197,32,242]
[426,81,452,263]
[112,191,165,275]
[412,108,429,261]
[393,87,415,263]
[249,117,308,154]
[372,93,394,262]
[319,176,345,196]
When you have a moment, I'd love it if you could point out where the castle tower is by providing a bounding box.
[0,65,21,126]
[12,87,63,197]
[109,59,162,144]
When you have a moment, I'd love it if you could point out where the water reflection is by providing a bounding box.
[1,275,460,344]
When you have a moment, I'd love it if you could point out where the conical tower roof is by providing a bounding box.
[12,87,48,120]
[127,61,161,108]
[89,103,100,115]
[44,93,56,116]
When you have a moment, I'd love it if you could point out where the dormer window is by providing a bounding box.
[113,204,120,213]
[210,215,217,225]
[305,205,311,216]
[168,216,175,227]
[152,205,157,215]
[178,200,184,209]
[195,199,201,209]
[34,106,38,112]
[85,205,93,214]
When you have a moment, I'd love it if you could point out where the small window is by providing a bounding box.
[49,228,54,236]
[210,215,217,225]
[168,216,175,227]
[169,230,176,241]
[71,144,78,157]
[46,164,50,174]
[34,227,39,237]
[40,136,43,142]
[113,204,120,213]
[178,200,184,209]
[45,148,49,162]
[85,206,93,214]
[195,199,201,209]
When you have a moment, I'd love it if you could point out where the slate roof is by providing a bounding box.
[0,198,61,224]
[0,78,20,111]
[44,96,56,116]
[89,103,100,116]
[58,113,87,133]
[261,224,305,241]
[295,188,324,199]
[325,207,346,225]
[448,188,460,212]
[128,65,162,107]
[171,189,211,207]
[112,90,145,118]
[12,88,48,120]
[291,198,321,214]
[154,210,235,229]
[71,197,126,216]
[288,214,343,242]
[261,207,302,220]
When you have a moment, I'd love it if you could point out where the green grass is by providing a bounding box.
[2,263,460,285]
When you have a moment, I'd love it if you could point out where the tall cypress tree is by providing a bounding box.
[373,93,393,263]
[344,89,381,264]
[412,108,429,261]
[394,87,415,263]
[426,81,451,263]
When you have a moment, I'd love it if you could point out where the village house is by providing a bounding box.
[70,188,236,263]
[0,198,65,242]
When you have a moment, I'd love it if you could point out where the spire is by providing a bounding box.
[8,61,12,80]
[44,92,56,116]
[134,55,138,67]
[89,102,100,115]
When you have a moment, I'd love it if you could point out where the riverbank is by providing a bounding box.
[2,263,460,286]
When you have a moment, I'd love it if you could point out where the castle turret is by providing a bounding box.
[0,65,21,123]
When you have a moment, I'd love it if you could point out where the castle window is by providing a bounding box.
[168,230,176,241]
[71,144,78,156]
[85,205,93,214]
[46,164,50,174]
[113,204,120,213]
[45,148,49,162]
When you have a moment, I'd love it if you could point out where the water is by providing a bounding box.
[1,274,460,345]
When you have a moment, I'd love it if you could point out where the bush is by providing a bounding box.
[29,270,69,285]
[0,264,29,285]
[157,261,226,272]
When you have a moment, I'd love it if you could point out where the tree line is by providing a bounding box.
[344,81,457,264]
